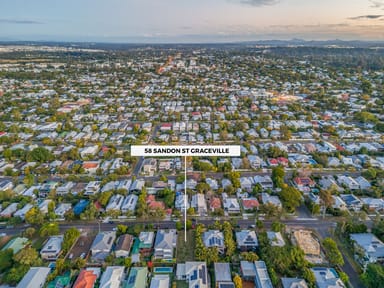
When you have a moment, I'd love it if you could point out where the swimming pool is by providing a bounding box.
[154,267,173,273]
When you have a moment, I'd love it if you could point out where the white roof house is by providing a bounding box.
[150,274,170,288]
[55,203,72,218]
[40,235,64,260]
[84,181,102,195]
[121,194,138,213]
[311,267,345,288]
[38,199,53,214]
[130,179,145,193]
[203,230,225,254]
[183,262,208,288]
[337,176,360,190]
[236,230,258,250]
[56,182,75,195]
[16,267,51,288]
[350,233,384,263]
[191,193,207,215]
[253,175,273,189]
[106,194,124,211]
[0,202,18,217]
[154,229,177,259]
[99,266,125,288]
[222,194,240,213]
[90,231,116,262]
[175,193,189,211]
[255,261,273,288]
[355,176,372,190]
[261,193,282,208]
[14,203,34,220]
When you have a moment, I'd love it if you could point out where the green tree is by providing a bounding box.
[361,264,384,288]
[62,227,80,253]
[3,265,29,285]
[39,222,59,237]
[13,247,38,266]
[280,186,302,213]
[98,191,113,207]
[25,207,45,225]
[241,251,259,261]
[117,224,128,236]
[0,249,14,272]
[27,147,53,163]
[24,227,36,239]
[223,221,236,257]
[23,174,35,187]
[322,238,344,266]
[272,166,285,188]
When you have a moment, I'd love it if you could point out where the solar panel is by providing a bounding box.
[202,265,207,284]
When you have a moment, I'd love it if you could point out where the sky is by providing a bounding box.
[1,0,384,42]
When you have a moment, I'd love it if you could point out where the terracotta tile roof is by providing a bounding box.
[73,269,98,288]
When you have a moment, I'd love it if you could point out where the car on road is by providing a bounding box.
[80,253,86,259]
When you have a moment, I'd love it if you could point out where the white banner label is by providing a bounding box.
[131,145,241,157]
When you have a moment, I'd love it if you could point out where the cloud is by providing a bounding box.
[369,0,384,8]
[235,0,281,6]
[0,19,43,24]
[348,15,383,20]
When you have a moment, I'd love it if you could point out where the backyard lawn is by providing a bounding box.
[176,230,195,263]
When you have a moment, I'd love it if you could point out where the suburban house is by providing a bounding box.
[115,234,133,258]
[340,194,363,211]
[84,181,102,195]
[130,179,145,193]
[214,263,234,288]
[125,267,148,288]
[106,194,124,211]
[14,203,34,220]
[90,231,116,262]
[337,176,360,190]
[236,230,258,251]
[16,267,51,288]
[73,268,101,288]
[121,194,138,213]
[40,235,64,260]
[175,193,189,211]
[54,203,72,219]
[311,267,345,288]
[0,203,18,217]
[240,261,256,281]
[191,193,207,216]
[138,231,155,256]
[293,177,315,193]
[242,198,259,211]
[153,229,177,259]
[222,193,241,214]
[361,198,384,212]
[99,266,125,288]
[281,278,308,288]
[1,237,29,254]
[253,175,273,190]
[150,275,170,288]
[350,233,384,264]
[261,193,282,208]
[255,261,274,288]
[203,230,225,254]
[176,262,208,288]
